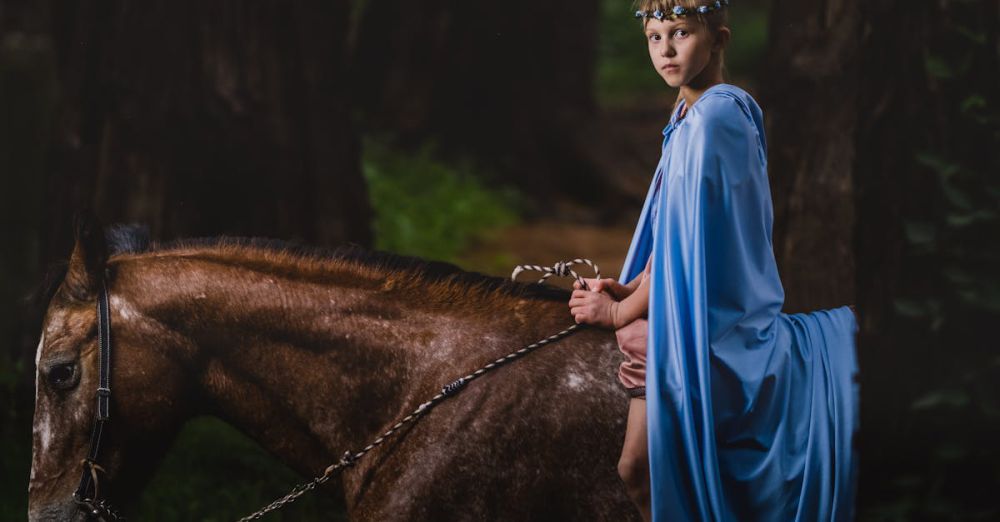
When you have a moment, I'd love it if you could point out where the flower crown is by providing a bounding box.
[635,0,730,21]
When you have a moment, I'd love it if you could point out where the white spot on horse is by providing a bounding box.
[110,295,142,321]
[73,403,89,424]
[36,415,52,454]
[47,310,66,334]
[34,332,45,391]
[194,293,207,300]
[566,372,585,390]
[30,332,46,485]
[31,359,53,485]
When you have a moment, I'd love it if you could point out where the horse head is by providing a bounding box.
[29,217,190,521]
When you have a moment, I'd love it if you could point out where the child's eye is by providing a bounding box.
[673,29,689,38]
[648,33,662,42]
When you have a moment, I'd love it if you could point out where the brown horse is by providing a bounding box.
[28,222,641,521]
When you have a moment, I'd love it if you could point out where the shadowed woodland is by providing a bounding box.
[2,0,998,519]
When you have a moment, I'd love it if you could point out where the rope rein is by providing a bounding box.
[235,258,600,522]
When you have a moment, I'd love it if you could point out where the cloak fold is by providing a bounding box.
[618,83,859,521]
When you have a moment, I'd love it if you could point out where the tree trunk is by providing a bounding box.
[758,0,861,312]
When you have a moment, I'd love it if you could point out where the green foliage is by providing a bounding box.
[874,1,1000,518]
[902,105,1000,322]
[363,138,522,263]
[137,418,343,521]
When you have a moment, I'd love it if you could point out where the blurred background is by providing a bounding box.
[1,0,997,519]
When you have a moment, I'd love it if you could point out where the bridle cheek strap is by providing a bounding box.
[73,282,122,520]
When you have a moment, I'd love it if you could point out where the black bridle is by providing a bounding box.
[72,282,123,521]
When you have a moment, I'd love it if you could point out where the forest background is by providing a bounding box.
[1,0,998,519]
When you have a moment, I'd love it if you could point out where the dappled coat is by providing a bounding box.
[619,83,860,521]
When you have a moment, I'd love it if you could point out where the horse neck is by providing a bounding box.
[121,250,565,478]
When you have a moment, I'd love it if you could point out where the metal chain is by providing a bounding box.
[236,259,600,521]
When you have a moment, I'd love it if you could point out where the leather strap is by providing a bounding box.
[74,282,112,505]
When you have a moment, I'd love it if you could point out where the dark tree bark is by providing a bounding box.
[351,0,612,207]
[758,0,861,312]
[42,0,369,267]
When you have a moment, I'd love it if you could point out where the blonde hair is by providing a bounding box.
[633,0,731,109]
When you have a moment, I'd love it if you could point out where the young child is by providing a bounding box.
[568,1,860,521]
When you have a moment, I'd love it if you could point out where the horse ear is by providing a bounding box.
[61,211,108,302]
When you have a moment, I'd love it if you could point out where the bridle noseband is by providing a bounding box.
[72,282,123,521]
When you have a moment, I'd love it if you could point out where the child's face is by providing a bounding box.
[644,17,716,89]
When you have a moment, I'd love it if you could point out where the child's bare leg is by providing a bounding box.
[618,397,651,521]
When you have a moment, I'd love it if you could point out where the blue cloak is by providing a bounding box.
[618,83,860,521]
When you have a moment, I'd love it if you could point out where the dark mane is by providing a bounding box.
[106,225,569,302]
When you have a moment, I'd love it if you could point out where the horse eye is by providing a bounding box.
[47,363,78,390]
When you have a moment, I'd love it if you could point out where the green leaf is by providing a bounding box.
[934,443,968,462]
[942,266,974,285]
[925,54,953,78]
[914,152,960,178]
[911,389,970,411]
[903,221,936,244]
[960,94,987,113]
[945,213,976,227]
[939,180,973,210]
[970,285,1000,313]
[957,288,979,303]
[953,23,987,45]
[945,209,997,227]
[893,298,927,317]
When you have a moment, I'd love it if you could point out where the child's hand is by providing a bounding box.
[573,278,632,301]
[568,288,619,329]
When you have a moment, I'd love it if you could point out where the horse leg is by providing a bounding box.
[617,397,651,521]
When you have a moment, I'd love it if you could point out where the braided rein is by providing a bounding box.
[236,258,600,521]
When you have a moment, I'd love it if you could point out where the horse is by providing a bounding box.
[27,220,641,521]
